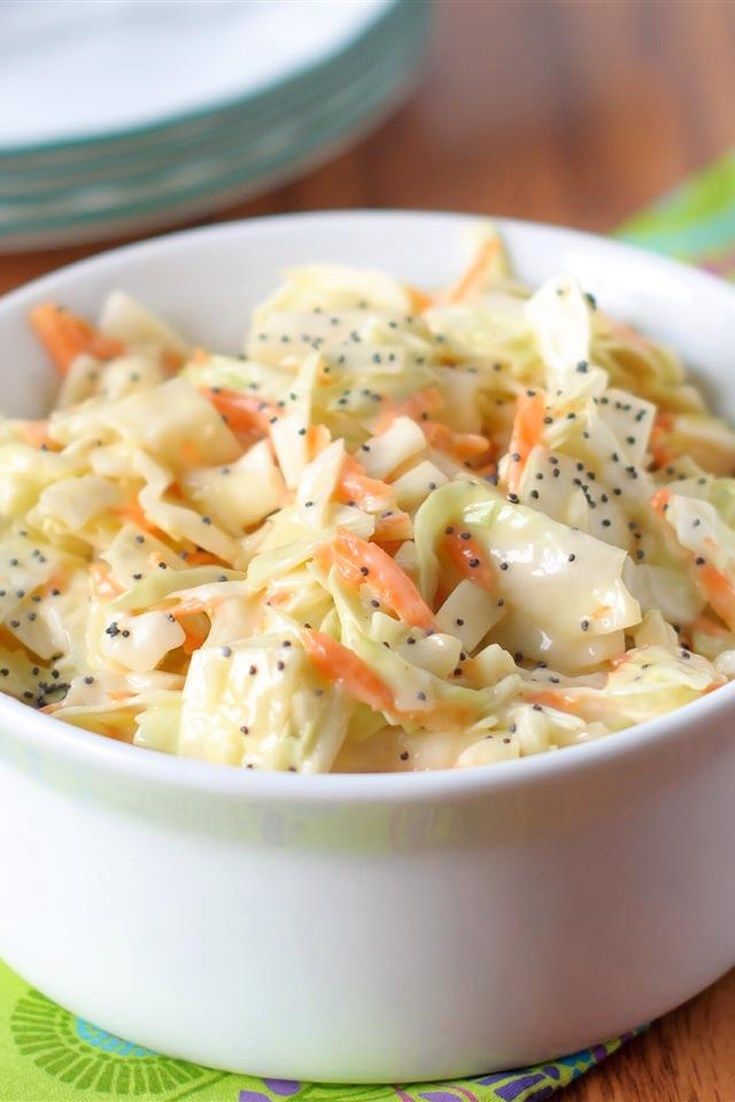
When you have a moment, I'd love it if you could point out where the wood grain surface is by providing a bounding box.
[1,1,733,1097]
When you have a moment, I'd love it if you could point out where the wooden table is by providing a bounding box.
[1,0,733,1096]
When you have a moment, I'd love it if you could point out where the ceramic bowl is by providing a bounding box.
[0,211,733,1082]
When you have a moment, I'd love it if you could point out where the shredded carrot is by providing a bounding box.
[200,387,278,436]
[405,285,434,314]
[29,302,124,375]
[372,509,413,543]
[650,487,672,516]
[16,420,56,450]
[190,347,210,365]
[303,629,395,713]
[327,529,435,629]
[697,563,735,631]
[442,531,495,591]
[337,455,394,512]
[374,387,444,433]
[649,415,679,468]
[506,390,546,493]
[178,616,210,655]
[691,614,731,637]
[115,499,169,542]
[444,237,500,304]
[180,440,205,467]
[306,423,331,460]
[654,488,735,631]
[528,689,582,715]
[421,420,491,462]
[160,348,184,374]
[183,550,222,566]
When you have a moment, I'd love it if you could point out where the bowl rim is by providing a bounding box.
[2,207,735,802]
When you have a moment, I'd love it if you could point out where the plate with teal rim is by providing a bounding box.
[0,0,429,249]
[0,0,396,156]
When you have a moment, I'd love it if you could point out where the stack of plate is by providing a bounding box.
[0,0,428,251]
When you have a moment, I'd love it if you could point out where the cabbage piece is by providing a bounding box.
[653,412,735,475]
[133,693,183,753]
[517,445,630,548]
[99,291,189,357]
[268,353,321,488]
[295,438,344,529]
[435,580,505,652]
[623,560,703,626]
[358,417,427,479]
[28,473,125,540]
[665,493,735,573]
[0,531,69,625]
[573,644,722,729]
[0,644,55,705]
[108,565,243,614]
[368,610,462,679]
[178,635,353,772]
[182,440,285,536]
[250,265,411,331]
[504,701,608,756]
[50,378,241,471]
[135,452,242,565]
[525,274,592,391]
[99,610,185,673]
[183,353,296,401]
[0,443,81,520]
[100,523,184,588]
[53,685,182,742]
[462,491,641,671]
[391,460,448,512]
[6,561,88,679]
[95,354,166,402]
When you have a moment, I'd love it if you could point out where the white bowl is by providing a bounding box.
[0,211,733,1083]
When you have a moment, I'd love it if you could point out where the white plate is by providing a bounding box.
[0,0,392,149]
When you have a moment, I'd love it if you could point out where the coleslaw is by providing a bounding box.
[2,225,734,772]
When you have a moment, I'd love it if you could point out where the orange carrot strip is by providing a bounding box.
[337,455,394,512]
[29,303,124,375]
[442,531,496,591]
[691,614,731,638]
[506,390,546,493]
[161,348,184,374]
[697,563,735,632]
[328,529,435,629]
[421,420,491,461]
[528,689,582,715]
[303,629,394,714]
[406,285,434,314]
[650,487,672,516]
[199,387,278,435]
[16,420,56,450]
[444,237,500,304]
[372,510,413,543]
[183,550,222,566]
[115,499,169,542]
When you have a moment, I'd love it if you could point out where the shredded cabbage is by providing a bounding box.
[4,229,733,772]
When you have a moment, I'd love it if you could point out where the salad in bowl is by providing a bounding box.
[2,224,734,773]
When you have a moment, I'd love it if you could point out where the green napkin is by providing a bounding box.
[0,959,634,1102]
[2,150,734,1100]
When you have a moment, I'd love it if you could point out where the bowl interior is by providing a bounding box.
[3,210,735,421]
